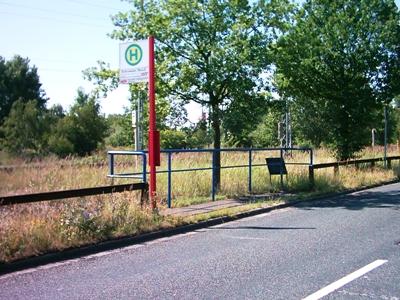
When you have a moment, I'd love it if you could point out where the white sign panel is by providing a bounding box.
[119,40,149,84]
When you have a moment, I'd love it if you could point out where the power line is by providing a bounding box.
[30,58,87,64]
[40,68,80,73]
[0,11,111,29]
[64,0,123,11]
[0,1,106,22]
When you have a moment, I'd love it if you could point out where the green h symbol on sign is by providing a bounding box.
[129,48,139,61]
[125,44,143,66]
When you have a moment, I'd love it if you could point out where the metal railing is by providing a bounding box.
[107,147,313,208]
[309,156,400,186]
[107,150,147,182]
[0,183,148,206]
[2,150,397,208]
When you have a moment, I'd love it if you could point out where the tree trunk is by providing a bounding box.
[211,101,221,191]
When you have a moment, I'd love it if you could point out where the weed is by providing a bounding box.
[0,146,398,263]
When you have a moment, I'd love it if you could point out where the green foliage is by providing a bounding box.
[49,89,108,156]
[106,112,134,147]
[48,134,74,157]
[1,100,48,155]
[159,117,212,150]
[185,117,213,148]
[84,62,188,138]
[275,0,400,159]
[160,129,187,149]
[83,61,119,99]
[380,105,400,145]
[0,55,47,125]
[112,1,290,138]
[223,93,270,147]
[158,117,213,149]
[250,101,285,147]
[112,0,293,187]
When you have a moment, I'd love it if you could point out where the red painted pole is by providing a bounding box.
[148,36,157,210]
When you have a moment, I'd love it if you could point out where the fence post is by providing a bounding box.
[167,152,172,208]
[309,149,314,189]
[334,164,339,177]
[140,153,148,206]
[387,158,392,169]
[309,165,314,189]
[108,153,114,176]
[142,153,147,183]
[280,148,284,190]
[212,150,216,201]
[248,149,252,193]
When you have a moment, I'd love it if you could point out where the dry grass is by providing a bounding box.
[0,192,181,263]
[1,146,399,263]
[156,146,399,206]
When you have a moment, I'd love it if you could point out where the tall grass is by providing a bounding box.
[0,146,399,263]
[0,192,180,263]
[1,146,399,202]
[153,146,399,207]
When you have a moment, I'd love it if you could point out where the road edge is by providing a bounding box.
[1,179,399,276]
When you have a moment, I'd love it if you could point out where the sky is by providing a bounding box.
[1,0,400,118]
[0,0,141,116]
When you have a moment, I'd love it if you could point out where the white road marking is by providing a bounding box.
[303,259,388,300]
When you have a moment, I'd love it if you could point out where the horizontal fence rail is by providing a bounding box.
[107,149,398,208]
[309,156,400,187]
[107,151,147,182]
[0,183,148,206]
[2,150,398,209]
[0,162,111,172]
[162,147,313,207]
[0,154,153,172]
[312,156,400,169]
[108,147,313,208]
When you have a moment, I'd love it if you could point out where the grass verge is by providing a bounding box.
[1,147,399,264]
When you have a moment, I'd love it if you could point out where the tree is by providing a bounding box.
[223,92,270,147]
[83,61,188,146]
[112,0,292,188]
[184,116,213,148]
[49,89,108,156]
[275,0,400,159]
[160,129,187,149]
[1,100,48,155]
[83,61,119,99]
[106,112,134,147]
[249,99,285,147]
[0,55,47,125]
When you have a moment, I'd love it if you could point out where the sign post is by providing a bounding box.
[119,37,159,210]
[148,36,160,210]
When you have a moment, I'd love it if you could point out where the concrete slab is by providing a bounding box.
[161,192,284,217]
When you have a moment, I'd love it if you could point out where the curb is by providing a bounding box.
[1,179,398,276]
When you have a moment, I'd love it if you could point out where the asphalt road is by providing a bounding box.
[1,183,400,299]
